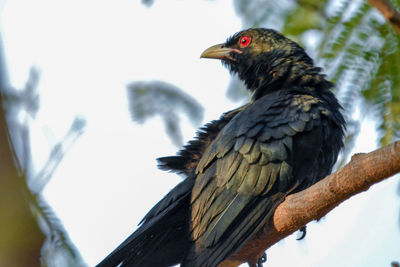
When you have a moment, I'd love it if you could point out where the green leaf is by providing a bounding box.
[282,1,327,36]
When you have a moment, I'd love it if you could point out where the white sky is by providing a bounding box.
[1,0,400,266]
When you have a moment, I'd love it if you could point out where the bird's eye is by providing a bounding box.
[239,36,251,47]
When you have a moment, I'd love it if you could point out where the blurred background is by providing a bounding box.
[0,0,399,266]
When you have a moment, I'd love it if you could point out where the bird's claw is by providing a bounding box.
[258,252,267,266]
[296,225,307,240]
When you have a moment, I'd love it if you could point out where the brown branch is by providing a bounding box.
[220,140,400,266]
[368,0,400,35]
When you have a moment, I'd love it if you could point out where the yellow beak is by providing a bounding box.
[200,43,234,59]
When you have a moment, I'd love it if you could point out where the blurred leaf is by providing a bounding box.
[359,24,400,145]
[127,80,204,147]
[0,34,44,267]
[141,0,154,7]
[29,117,86,193]
[1,33,86,266]
[2,67,41,118]
[233,0,294,28]
[33,195,87,267]
[282,0,327,36]
[317,1,400,146]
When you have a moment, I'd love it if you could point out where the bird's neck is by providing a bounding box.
[240,51,333,100]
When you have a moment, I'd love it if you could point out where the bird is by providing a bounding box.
[96,28,346,267]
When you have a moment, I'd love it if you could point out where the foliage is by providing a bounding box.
[0,60,87,266]
[318,0,400,147]
[231,0,400,154]
[134,0,400,152]
[33,194,86,267]
[127,80,204,147]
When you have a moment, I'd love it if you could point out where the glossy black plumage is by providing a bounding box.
[96,28,346,267]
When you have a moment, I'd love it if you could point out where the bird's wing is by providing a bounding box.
[157,104,249,174]
[185,91,328,266]
[97,105,250,267]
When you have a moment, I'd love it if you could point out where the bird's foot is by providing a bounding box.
[248,252,267,267]
[296,225,307,240]
[257,252,267,266]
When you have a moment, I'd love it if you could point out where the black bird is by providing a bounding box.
[96,28,346,267]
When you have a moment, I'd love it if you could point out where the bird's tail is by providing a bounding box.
[96,177,194,267]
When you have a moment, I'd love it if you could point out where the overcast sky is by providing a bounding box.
[1,0,399,266]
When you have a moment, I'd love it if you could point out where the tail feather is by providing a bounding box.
[96,177,195,267]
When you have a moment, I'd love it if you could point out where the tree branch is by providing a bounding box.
[220,140,400,266]
[368,0,400,35]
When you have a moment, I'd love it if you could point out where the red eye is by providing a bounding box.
[239,36,251,47]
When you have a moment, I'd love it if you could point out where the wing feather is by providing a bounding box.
[186,92,328,266]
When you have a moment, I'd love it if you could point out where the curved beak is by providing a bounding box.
[200,43,236,60]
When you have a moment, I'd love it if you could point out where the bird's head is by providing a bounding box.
[201,28,328,99]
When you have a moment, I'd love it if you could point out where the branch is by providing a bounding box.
[368,0,400,35]
[220,140,400,266]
